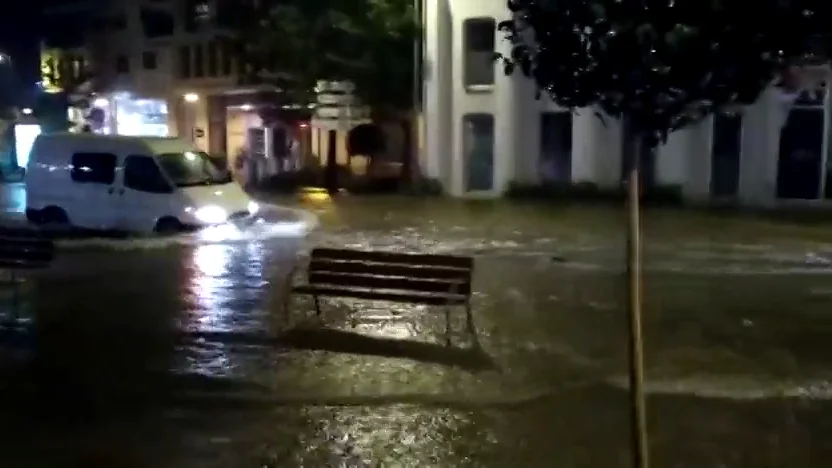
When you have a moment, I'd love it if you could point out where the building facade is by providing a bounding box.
[422,0,832,205]
[41,0,316,175]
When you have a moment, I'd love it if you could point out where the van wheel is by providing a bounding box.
[41,206,69,226]
[25,208,42,224]
[154,217,183,235]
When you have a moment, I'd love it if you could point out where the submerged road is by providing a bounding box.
[1,184,832,466]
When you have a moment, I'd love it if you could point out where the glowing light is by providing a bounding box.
[301,187,332,202]
[194,205,228,224]
[240,104,253,111]
[184,93,199,103]
[184,151,197,161]
[21,108,32,115]
[93,97,108,107]
[14,124,41,168]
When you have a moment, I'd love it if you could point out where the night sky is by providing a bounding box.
[0,1,71,96]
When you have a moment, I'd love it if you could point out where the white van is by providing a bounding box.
[25,133,259,233]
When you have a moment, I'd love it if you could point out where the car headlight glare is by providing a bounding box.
[194,205,227,224]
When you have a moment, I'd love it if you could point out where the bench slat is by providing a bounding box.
[0,246,55,261]
[308,272,470,295]
[293,285,469,305]
[310,248,473,269]
[308,259,471,281]
[0,259,52,269]
[0,233,55,268]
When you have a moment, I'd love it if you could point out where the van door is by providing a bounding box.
[118,155,176,232]
[68,151,119,229]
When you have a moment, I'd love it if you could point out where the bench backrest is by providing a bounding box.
[307,248,473,296]
[0,229,56,269]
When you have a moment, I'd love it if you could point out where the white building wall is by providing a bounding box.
[424,0,634,196]
[424,0,830,206]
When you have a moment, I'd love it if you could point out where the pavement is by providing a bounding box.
[0,185,831,466]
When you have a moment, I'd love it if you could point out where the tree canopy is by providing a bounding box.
[228,0,419,114]
[499,0,832,148]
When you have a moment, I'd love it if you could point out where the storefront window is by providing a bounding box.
[114,97,169,137]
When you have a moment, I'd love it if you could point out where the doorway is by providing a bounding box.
[710,113,742,197]
[463,114,494,192]
[776,107,824,199]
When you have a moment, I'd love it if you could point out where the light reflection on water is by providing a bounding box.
[180,235,286,379]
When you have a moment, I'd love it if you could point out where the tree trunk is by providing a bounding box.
[401,116,414,188]
[624,128,649,468]
[325,129,338,193]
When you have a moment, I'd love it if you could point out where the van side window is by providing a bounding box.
[124,155,173,193]
[70,152,117,184]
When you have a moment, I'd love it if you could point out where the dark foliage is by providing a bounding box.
[499,0,832,147]
[224,0,419,113]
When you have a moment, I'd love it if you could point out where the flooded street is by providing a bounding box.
[1,185,832,466]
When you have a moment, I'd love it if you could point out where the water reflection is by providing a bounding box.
[182,240,274,378]
[190,243,233,329]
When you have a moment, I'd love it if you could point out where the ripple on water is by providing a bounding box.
[42,204,319,252]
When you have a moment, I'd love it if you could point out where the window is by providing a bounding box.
[116,55,129,73]
[215,0,239,29]
[220,41,233,75]
[193,44,204,77]
[70,152,116,185]
[178,46,191,78]
[462,114,494,191]
[142,51,157,70]
[139,7,174,38]
[463,18,496,88]
[206,41,218,76]
[157,151,232,187]
[184,0,210,32]
[540,112,573,182]
[711,113,742,197]
[124,155,173,193]
[91,12,127,32]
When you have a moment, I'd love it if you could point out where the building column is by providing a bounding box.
[423,0,453,190]
[571,109,622,188]
[739,87,780,206]
[653,119,712,199]
[680,118,713,201]
[656,129,687,187]
[494,59,538,193]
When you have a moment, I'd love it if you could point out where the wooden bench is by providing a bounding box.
[286,248,476,345]
[0,228,56,317]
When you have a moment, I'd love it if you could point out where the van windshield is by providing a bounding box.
[157,151,232,187]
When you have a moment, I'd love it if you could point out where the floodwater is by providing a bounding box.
[1,185,832,466]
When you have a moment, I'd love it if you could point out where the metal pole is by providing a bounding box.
[626,138,649,468]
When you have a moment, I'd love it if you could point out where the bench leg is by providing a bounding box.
[465,303,480,348]
[9,271,19,323]
[282,291,293,326]
[313,294,322,316]
[444,305,452,347]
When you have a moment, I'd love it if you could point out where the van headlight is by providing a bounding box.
[194,205,227,224]
[247,201,259,215]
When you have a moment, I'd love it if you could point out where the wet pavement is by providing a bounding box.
[1,185,832,466]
